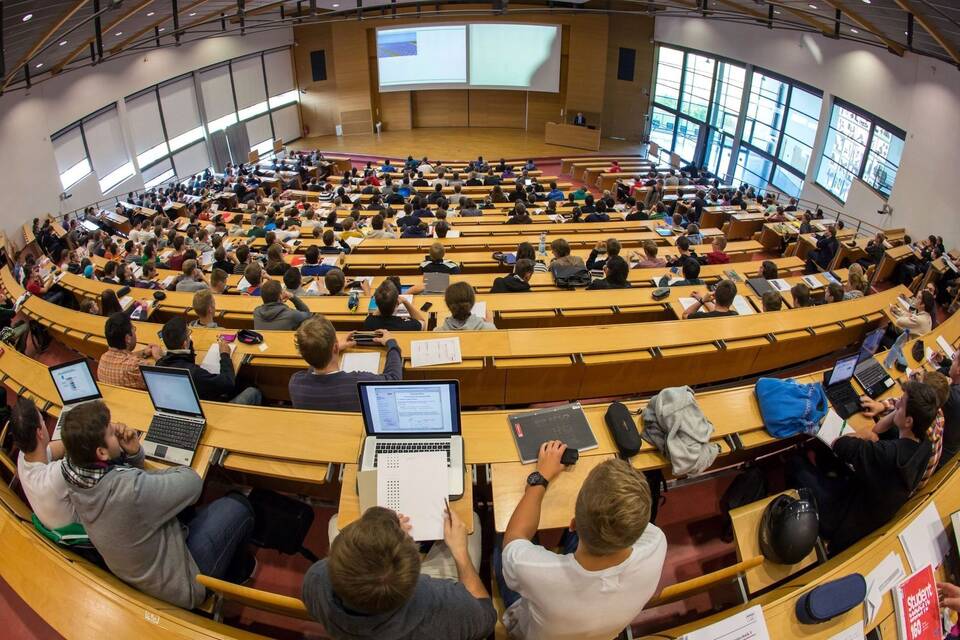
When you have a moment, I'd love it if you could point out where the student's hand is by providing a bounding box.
[859,396,886,418]
[280,289,293,302]
[115,423,141,455]
[594,240,605,251]
[396,513,413,536]
[536,440,568,483]
[218,336,231,354]
[372,329,393,345]
[147,344,163,360]
[938,582,960,612]
[442,506,469,560]
[339,331,358,351]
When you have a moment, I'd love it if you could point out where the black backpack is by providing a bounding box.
[553,265,592,289]
[248,489,319,561]
[719,467,768,542]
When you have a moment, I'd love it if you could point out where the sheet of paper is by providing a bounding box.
[827,620,865,640]
[394,294,413,318]
[444,229,461,238]
[898,501,949,573]
[119,295,134,311]
[864,552,906,625]
[679,605,770,640]
[471,301,487,320]
[803,274,824,288]
[679,297,697,312]
[199,342,236,375]
[345,236,364,249]
[160,275,175,289]
[305,279,325,295]
[937,335,957,360]
[321,256,339,267]
[732,295,756,315]
[769,278,791,292]
[237,276,251,291]
[200,250,214,266]
[816,409,848,447]
[410,337,462,368]
[897,295,912,312]
[340,352,381,374]
[376,452,447,542]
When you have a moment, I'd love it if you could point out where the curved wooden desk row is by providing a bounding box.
[0,305,956,640]
[8,267,902,405]
[560,154,646,173]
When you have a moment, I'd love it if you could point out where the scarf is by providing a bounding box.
[61,457,111,489]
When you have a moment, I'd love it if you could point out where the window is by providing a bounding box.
[207,112,238,133]
[652,47,684,111]
[679,53,714,122]
[709,61,745,136]
[862,125,904,198]
[52,126,92,191]
[743,72,788,155]
[84,107,136,195]
[705,129,734,178]
[159,77,204,152]
[98,161,136,193]
[268,90,299,109]
[816,102,871,201]
[674,118,701,163]
[168,126,205,152]
[649,107,676,152]
[142,159,175,190]
[734,148,773,190]
[200,65,237,133]
[126,89,169,169]
[232,55,269,122]
[779,87,821,174]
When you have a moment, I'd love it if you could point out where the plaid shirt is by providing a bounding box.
[97,348,147,390]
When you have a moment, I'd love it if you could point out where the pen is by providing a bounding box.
[444,497,452,524]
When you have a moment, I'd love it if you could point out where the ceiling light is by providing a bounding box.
[774,10,781,14]
[147,11,155,16]
[115,31,123,36]
[862,0,871,4]
[59,40,67,46]
[22,13,32,22]
[850,28,859,34]
[158,27,165,32]
[35,63,43,69]
[189,12,197,16]
[332,2,340,5]
[808,4,817,9]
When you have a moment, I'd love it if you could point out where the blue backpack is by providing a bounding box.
[755,377,828,438]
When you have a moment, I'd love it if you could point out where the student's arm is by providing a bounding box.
[135,466,204,525]
[48,440,66,460]
[286,293,310,312]
[503,441,567,547]
[373,331,402,380]
[401,297,427,329]
[443,508,489,600]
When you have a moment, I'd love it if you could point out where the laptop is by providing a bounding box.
[854,328,895,398]
[423,271,450,295]
[823,354,863,419]
[48,360,102,441]
[746,277,775,297]
[358,380,465,499]
[139,366,206,466]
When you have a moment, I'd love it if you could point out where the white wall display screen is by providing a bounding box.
[376,23,560,93]
[468,24,560,92]
[376,25,467,91]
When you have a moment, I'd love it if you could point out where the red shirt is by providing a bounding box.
[26,280,43,296]
[706,251,730,265]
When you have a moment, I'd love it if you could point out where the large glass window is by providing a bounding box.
[679,54,714,121]
[816,102,871,201]
[779,87,821,174]
[652,47,684,111]
[743,72,788,155]
[709,61,745,136]
[862,125,904,198]
[674,118,701,162]
[650,107,677,152]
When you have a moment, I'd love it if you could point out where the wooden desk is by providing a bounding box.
[875,245,918,284]
[560,155,645,174]
[544,122,601,152]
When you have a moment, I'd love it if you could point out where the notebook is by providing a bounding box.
[508,402,598,464]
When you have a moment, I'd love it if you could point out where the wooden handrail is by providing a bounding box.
[646,556,764,608]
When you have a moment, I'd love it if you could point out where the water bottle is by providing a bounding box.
[538,231,546,256]
[348,290,359,312]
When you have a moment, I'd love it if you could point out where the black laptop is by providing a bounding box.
[854,328,895,399]
[823,354,862,419]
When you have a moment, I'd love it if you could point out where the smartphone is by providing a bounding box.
[220,334,237,343]
[420,301,433,312]
[670,266,680,275]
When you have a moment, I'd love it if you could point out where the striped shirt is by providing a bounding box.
[288,340,403,412]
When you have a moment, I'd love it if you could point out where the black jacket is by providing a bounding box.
[156,349,237,402]
[490,274,531,293]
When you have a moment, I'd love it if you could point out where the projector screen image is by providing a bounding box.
[376,23,560,93]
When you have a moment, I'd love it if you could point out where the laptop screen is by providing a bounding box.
[49,360,101,405]
[859,328,884,359]
[141,367,203,417]
[358,381,460,437]
[828,354,860,386]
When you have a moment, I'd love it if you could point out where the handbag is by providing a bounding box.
[755,377,828,438]
[795,574,866,624]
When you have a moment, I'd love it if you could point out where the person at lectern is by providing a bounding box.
[573,112,586,126]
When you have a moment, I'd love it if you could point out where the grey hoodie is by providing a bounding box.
[66,448,206,609]
[253,295,312,330]
[302,560,496,640]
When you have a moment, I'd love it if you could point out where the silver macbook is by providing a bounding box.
[48,359,102,441]
[358,380,465,499]
[423,271,450,294]
[140,366,206,466]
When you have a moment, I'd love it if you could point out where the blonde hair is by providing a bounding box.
[574,459,652,555]
[848,263,868,294]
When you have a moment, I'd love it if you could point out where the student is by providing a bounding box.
[659,258,703,287]
[892,289,934,336]
[97,313,161,390]
[548,238,586,275]
[300,245,332,278]
[253,280,312,331]
[436,282,496,331]
[587,256,631,290]
[825,282,845,304]
[366,214,397,239]
[630,240,667,269]
[516,242,548,273]
[247,215,267,238]
[791,282,813,308]
[491,259,536,293]
[175,260,209,292]
[496,446,666,640]
[761,260,779,281]
[665,236,697,268]
[12,397,77,530]
[364,280,426,331]
[210,267,228,294]
[761,290,784,312]
[788,381,937,554]
[190,290,218,328]
[805,225,839,274]
[302,505,495,639]
[264,244,290,276]
[61,400,256,608]
[283,268,315,297]
[242,262,264,296]
[683,280,738,318]
[546,182,564,202]
[290,316,401,412]
[420,242,461,275]
[586,238,620,272]
[704,235,730,265]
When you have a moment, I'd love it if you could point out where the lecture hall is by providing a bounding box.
[0,0,958,638]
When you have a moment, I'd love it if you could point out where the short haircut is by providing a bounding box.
[922,370,951,408]
[295,315,338,369]
[792,282,812,307]
[244,262,263,287]
[762,290,783,312]
[444,281,475,322]
[712,236,727,250]
[325,269,346,295]
[643,240,658,258]
[514,258,535,279]
[284,268,302,291]
[605,256,629,286]
[676,236,690,252]
[182,259,197,276]
[574,459,652,556]
[429,242,445,261]
[61,400,111,467]
[374,280,399,317]
[827,282,844,302]
[516,242,536,262]
[211,268,228,290]
[260,279,282,303]
[323,229,336,246]
[328,506,421,614]
[371,215,384,230]
[104,312,133,349]
[761,260,778,280]
[681,258,700,281]
[551,238,571,257]
[714,280,737,307]
[902,380,939,440]
[160,316,189,350]
[920,290,935,314]
[605,238,621,256]
[192,289,214,317]
[305,245,320,264]
[10,397,42,453]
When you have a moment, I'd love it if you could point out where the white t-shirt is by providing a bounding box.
[502,524,667,640]
[17,448,78,530]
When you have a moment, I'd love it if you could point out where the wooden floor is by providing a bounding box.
[290,127,646,161]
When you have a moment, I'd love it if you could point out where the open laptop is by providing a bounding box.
[48,360,102,441]
[140,366,206,467]
[823,354,862,419]
[423,271,450,295]
[854,328,895,399]
[358,380,465,499]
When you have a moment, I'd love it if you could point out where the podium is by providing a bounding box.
[544,122,601,151]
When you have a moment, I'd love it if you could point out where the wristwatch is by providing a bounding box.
[526,471,549,488]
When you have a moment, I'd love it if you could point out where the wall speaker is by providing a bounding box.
[310,50,327,82]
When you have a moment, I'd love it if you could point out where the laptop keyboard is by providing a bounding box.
[828,383,860,411]
[146,415,203,450]
[858,362,888,387]
[375,441,451,466]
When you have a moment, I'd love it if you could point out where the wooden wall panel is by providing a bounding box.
[379,91,413,131]
[330,21,373,133]
[565,13,609,116]
[602,15,655,142]
[293,23,338,137]
[468,90,525,128]
[526,56,566,133]
[412,91,469,128]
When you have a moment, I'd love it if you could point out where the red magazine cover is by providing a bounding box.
[894,565,942,640]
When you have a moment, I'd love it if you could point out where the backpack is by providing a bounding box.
[644,469,667,524]
[719,467,768,542]
[248,489,319,561]
[553,265,592,289]
[29,320,52,354]
[755,377,828,438]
